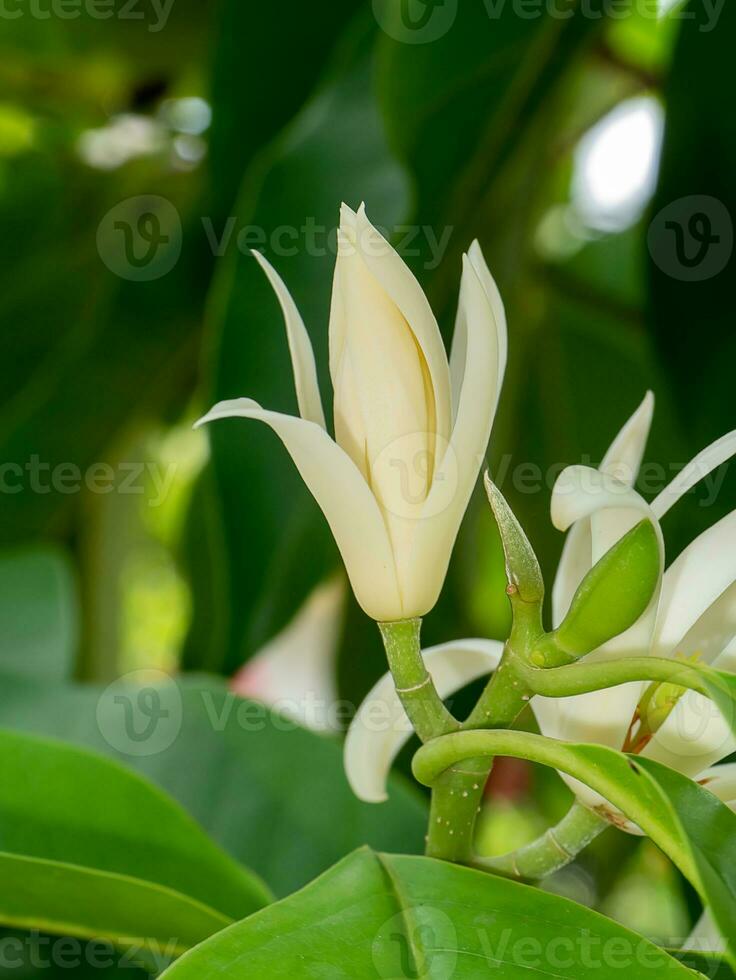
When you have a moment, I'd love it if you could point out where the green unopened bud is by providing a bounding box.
[554,520,660,658]
[484,474,544,605]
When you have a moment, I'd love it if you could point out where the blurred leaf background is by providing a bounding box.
[0,0,733,954]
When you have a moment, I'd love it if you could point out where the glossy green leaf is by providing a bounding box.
[160,847,694,978]
[0,546,77,681]
[0,728,271,925]
[0,676,426,898]
[0,852,229,956]
[413,730,736,965]
[554,520,660,658]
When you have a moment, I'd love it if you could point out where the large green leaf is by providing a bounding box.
[0,676,426,898]
[0,852,229,956]
[186,20,409,674]
[0,729,270,929]
[159,847,695,978]
[0,546,77,681]
[413,730,736,964]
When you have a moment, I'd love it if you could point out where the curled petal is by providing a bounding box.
[652,429,736,520]
[344,639,503,803]
[401,252,503,617]
[653,509,736,662]
[251,250,326,429]
[195,399,402,621]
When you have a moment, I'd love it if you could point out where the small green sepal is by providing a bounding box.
[554,520,660,658]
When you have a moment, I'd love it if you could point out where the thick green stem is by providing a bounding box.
[475,801,607,880]
[379,619,458,744]
[425,650,532,861]
[520,657,715,701]
[425,601,541,863]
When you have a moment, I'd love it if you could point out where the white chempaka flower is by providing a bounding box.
[196,203,506,623]
[231,578,345,733]
[345,392,736,815]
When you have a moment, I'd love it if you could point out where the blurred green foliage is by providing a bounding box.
[0,0,733,946]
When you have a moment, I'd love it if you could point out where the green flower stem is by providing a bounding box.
[519,657,714,700]
[474,801,607,880]
[424,598,542,863]
[425,650,531,862]
[378,619,458,744]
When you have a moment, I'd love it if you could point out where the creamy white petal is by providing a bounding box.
[251,251,326,429]
[344,639,504,803]
[352,204,452,443]
[652,429,736,520]
[195,399,403,621]
[640,639,736,775]
[600,391,654,483]
[551,465,659,538]
[697,761,736,807]
[231,578,345,732]
[540,467,665,773]
[400,253,501,617]
[467,241,507,396]
[685,910,724,952]
[652,509,736,661]
[551,393,654,629]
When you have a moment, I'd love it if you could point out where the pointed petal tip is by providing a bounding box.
[340,202,358,229]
